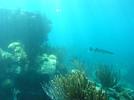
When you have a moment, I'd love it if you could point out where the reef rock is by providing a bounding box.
[37,53,57,74]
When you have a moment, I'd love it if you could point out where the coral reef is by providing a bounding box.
[108,85,134,100]
[0,8,133,100]
[0,42,28,75]
[42,69,108,100]
[95,64,120,89]
[8,42,28,74]
[0,8,52,100]
[43,45,68,74]
[0,8,51,71]
[95,64,134,100]
[37,53,57,74]
[0,9,51,48]
[0,48,13,62]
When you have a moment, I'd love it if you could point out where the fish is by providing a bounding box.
[89,47,114,55]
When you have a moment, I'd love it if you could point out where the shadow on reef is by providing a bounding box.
[0,8,55,100]
[0,8,51,70]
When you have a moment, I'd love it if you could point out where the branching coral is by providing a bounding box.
[42,70,108,100]
[95,64,120,89]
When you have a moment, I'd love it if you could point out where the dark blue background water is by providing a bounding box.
[0,0,134,86]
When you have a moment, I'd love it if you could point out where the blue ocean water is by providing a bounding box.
[0,0,134,96]
[41,0,134,85]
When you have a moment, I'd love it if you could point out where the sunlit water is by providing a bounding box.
[0,0,134,93]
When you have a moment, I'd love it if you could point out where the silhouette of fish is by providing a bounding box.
[89,47,114,55]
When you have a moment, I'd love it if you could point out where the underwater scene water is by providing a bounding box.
[0,0,134,100]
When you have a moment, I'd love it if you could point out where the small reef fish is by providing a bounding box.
[89,47,114,55]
